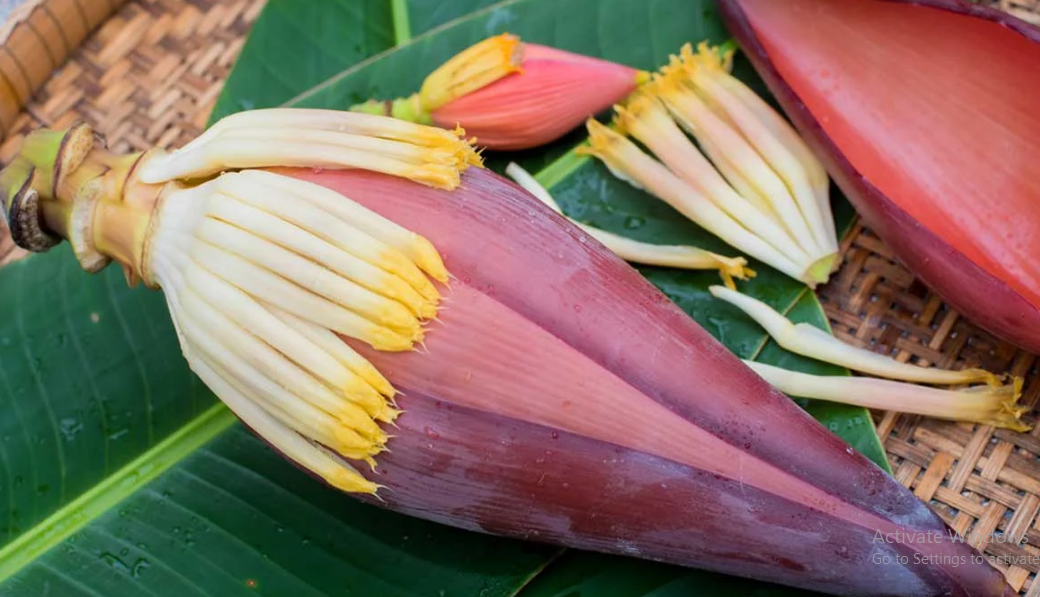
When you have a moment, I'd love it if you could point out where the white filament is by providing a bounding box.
[711,285,1001,386]
[505,162,752,286]
[137,108,479,189]
[147,169,445,493]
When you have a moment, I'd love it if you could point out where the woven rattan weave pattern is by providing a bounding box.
[0,0,264,264]
[1,0,1040,592]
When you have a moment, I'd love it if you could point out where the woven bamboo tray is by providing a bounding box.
[1,0,1039,593]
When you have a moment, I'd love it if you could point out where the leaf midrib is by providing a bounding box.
[287,0,526,108]
[0,404,236,582]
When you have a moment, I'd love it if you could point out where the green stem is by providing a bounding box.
[719,38,739,57]
[533,147,592,191]
[390,0,412,44]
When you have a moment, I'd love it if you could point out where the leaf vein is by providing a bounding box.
[103,271,155,446]
[60,257,111,474]
[163,466,326,597]
[14,262,67,506]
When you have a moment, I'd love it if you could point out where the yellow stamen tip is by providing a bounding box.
[419,33,524,111]
[405,165,461,190]
[583,119,622,157]
[418,301,439,320]
[617,92,658,125]
[376,405,402,424]
[327,468,380,494]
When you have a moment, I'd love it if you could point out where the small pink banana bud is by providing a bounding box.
[352,34,648,150]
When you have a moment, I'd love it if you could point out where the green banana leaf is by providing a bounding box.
[0,0,892,595]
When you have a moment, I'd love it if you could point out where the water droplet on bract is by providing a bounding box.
[120,548,129,557]
[172,526,181,534]
[551,431,558,439]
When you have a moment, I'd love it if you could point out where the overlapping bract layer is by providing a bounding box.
[290,165,1014,597]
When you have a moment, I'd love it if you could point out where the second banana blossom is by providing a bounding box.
[352,33,648,150]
